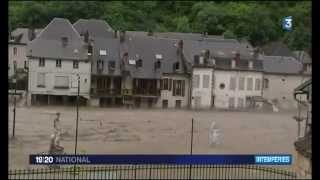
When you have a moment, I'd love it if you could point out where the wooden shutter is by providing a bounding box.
[182,80,185,96]
[173,80,176,96]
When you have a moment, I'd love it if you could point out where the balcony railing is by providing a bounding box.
[133,89,161,96]
[92,88,121,96]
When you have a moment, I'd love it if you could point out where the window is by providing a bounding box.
[56,59,62,68]
[88,45,93,55]
[239,77,245,90]
[39,58,45,67]
[136,59,143,67]
[203,75,210,88]
[97,60,104,70]
[37,73,45,87]
[99,50,107,56]
[173,80,185,96]
[13,47,17,56]
[24,61,28,69]
[247,78,253,91]
[219,83,225,89]
[255,79,261,91]
[229,97,235,108]
[54,76,69,89]
[61,37,68,47]
[238,98,244,108]
[263,78,269,89]
[155,60,161,69]
[173,62,180,70]
[229,77,236,90]
[169,79,172,91]
[282,78,286,82]
[108,61,115,70]
[73,60,79,69]
[163,79,169,90]
[193,74,200,88]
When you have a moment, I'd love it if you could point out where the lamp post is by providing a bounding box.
[12,61,17,138]
[74,74,80,156]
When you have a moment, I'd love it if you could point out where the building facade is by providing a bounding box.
[27,18,91,105]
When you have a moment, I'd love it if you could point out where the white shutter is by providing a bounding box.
[55,76,69,88]
[37,73,45,87]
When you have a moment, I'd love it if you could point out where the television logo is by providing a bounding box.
[255,155,292,165]
[282,16,292,31]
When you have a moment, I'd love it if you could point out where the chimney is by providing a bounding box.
[194,55,199,65]
[120,31,126,42]
[114,30,118,38]
[61,37,68,47]
[235,52,240,61]
[84,31,89,43]
[249,60,253,69]
[28,28,35,41]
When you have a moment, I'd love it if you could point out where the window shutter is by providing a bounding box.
[182,80,185,96]
[160,79,163,90]
[169,79,172,91]
[173,80,176,96]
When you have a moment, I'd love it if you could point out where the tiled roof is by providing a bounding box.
[258,55,303,74]
[120,36,185,79]
[73,19,114,38]
[26,18,88,60]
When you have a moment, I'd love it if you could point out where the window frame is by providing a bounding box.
[13,47,17,56]
[203,74,210,88]
[73,60,79,69]
[247,77,253,91]
[39,58,45,67]
[56,59,62,68]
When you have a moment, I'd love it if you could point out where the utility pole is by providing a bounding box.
[12,62,17,138]
[189,118,194,180]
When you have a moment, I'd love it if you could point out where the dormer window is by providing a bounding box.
[108,61,115,70]
[173,62,180,71]
[155,60,161,70]
[155,54,162,59]
[194,55,200,65]
[100,50,107,56]
[128,59,136,65]
[97,59,104,70]
[136,59,143,67]
[61,37,68,47]
[88,45,93,56]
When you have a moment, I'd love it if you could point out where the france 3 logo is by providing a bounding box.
[282,16,292,31]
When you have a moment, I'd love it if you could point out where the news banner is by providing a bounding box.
[30,154,292,165]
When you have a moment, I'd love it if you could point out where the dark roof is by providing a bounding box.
[9,28,42,44]
[73,19,114,38]
[91,37,121,76]
[126,31,225,41]
[26,18,88,60]
[73,19,120,75]
[183,39,253,61]
[261,41,294,57]
[258,55,303,74]
[214,57,263,71]
[293,51,312,64]
[120,36,184,79]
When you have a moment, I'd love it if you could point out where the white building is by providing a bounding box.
[26,18,91,105]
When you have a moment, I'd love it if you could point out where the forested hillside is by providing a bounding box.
[9,1,311,52]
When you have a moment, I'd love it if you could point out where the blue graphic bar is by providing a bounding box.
[30,154,292,165]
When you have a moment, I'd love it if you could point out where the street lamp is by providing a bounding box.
[12,61,17,138]
[74,74,80,156]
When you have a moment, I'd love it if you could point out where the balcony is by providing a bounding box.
[91,88,121,97]
[133,88,161,97]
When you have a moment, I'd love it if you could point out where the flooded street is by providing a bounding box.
[9,106,299,169]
